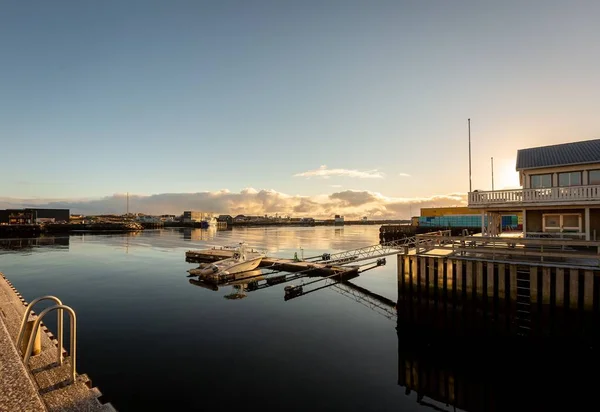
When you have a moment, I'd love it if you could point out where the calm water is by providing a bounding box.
[1,226,597,411]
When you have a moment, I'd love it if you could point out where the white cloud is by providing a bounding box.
[330,184,342,188]
[398,173,411,177]
[294,165,384,179]
[0,190,467,219]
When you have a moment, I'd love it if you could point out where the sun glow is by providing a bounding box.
[495,159,520,190]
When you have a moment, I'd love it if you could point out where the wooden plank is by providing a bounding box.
[438,258,445,289]
[542,267,551,305]
[420,257,427,287]
[487,262,494,299]
[411,256,418,291]
[404,256,411,285]
[428,257,435,293]
[447,259,454,291]
[466,261,473,295]
[530,266,538,304]
[456,260,463,293]
[498,263,506,300]
[584,270,594,310]
[556,268,565,307]
[569,269,579,310]
[509,265,517,302]
[476,261,483,297]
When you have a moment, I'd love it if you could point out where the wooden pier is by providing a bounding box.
[398,232,600,338]
[186,248,358,283]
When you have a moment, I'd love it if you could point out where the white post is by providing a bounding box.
[481,211,485,235]
[585,208,590,241]
[522,209,527,238]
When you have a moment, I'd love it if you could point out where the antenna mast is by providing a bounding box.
[491,157,494,191]
[468,119,472,192]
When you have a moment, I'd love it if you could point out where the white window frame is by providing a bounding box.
[531,173,553,188]
[542,213,582,233]
[558,171,582,187]
[589,170,600,185]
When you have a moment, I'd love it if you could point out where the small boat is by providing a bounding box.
[188,243,265,277]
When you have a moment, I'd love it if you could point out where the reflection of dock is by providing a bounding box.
[0,236,70,251]
[397,298,600,411]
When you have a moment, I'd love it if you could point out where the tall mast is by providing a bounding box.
[468,118,472,193]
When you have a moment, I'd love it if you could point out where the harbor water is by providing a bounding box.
[0,226,597,411]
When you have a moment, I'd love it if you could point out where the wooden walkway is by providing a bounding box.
[185,248,358,283]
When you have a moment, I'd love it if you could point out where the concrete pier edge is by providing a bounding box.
[0,271,116,411]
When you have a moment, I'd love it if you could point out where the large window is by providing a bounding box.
[589,170,600,185]
[558,171,581,186]
[531,174,552,188]
[542,213,582,233]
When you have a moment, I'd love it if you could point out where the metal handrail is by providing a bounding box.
[23,304,77,384]
[16,296,64,365]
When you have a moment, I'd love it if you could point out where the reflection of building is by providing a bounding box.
[0,208,70,224]
[181,228,216,241]
[0,236,69,251]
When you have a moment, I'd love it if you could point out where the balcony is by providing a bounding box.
[468,185,600,208]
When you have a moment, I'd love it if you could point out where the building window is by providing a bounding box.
[531,174,552,188]
[558,171,581,187]
[542,213,582,233]
[589,170,600,185]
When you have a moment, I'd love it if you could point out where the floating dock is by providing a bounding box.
[186,248,358,283]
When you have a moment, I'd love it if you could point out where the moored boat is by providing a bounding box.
[188,243,265,277]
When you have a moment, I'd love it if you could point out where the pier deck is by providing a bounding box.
[0,272,115,411]
[186,248,358,283]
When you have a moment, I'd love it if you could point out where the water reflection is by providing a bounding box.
[181,227,218,241]
[189,269,264,300]
[0,236,69,253]
[396,297,600,412]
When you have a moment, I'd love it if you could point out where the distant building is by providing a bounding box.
[182,211,214,223]
[0,208,70,224]
[217,215,233,224]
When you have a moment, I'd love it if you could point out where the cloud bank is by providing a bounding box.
[1,189,467,219]
[294,165,384,179]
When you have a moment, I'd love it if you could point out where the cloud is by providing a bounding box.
[398,173,411,177]
[0,190,467,219]
[294,165,384,179]
[330,184,342,188]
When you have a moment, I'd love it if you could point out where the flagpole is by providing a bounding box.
[468,119,472,192]
[491,157,494,191]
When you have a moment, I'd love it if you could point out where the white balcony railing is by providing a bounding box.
[468,185,600,206]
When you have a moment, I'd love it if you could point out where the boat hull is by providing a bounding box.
[220,256,262,275]
[188,256,263,277]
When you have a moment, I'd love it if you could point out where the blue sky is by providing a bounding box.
[1,1,599,210]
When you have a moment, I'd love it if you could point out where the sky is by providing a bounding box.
[1,1,599,217]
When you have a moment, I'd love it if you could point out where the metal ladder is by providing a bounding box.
[515,268,531,335]
[16,296,78,383]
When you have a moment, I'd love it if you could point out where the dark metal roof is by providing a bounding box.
[516,139,600,170]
